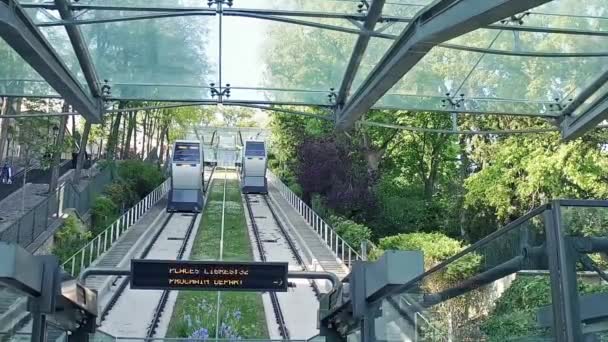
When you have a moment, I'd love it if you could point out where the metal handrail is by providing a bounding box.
[62,178,171,276]
[266,170,362,269]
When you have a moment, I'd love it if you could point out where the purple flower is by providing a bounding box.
[189,328,209,341]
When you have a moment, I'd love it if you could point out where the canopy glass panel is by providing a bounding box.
[79,14,218,100]
[0,37,58,97]
[223,15,357,102]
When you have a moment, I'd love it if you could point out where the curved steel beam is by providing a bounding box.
[336,0,553,130]
[0,0,102,122]
[358,120,560,135]
[438,43,608,58]
[337,0,386,106]
[54,0,101,97]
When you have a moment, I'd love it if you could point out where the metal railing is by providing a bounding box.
[62,178,171,277]
[0,166,114,250]
[267,171,361,269]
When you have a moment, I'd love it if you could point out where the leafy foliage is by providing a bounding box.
[465,134,608,222]
[117,160,164,198]
[481,276,608,341]
[90,196,119,236]
[374,232,481,282]
[52,215,92,263]
[296,135,376,220]
[103,180,139,210]
[330,216,372,251]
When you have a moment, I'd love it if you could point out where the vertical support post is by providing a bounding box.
[97,236,102,258]
[80,250,85,273]
[544,202,582,342]
[361,241,368,261]
[31,313,47,342]
[88,242,94,265]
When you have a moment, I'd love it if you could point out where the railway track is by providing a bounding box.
[100,166,215,337]
[244,194,290,340]
[261,195,322,299]
[245,192,324,339]
[144,166,215,338]
[145,213,198,339]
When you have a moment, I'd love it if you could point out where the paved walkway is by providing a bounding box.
[267,183,348,279]
[0,167,95,233]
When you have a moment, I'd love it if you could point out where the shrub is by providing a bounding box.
[375,232,481,282]
[329,215,372,251]
[481,276,608,340]
[52,215,92,263]
[104,180,139,210]
[91,196,119,235]
[118,160,164,198]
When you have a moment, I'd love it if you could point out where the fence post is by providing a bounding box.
[31,211,36,244]
[80,250,85,273]
[97,237,102,258]
[89,243,94,266]
[45,199,50,230]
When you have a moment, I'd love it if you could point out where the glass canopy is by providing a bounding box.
[1,0,607,136]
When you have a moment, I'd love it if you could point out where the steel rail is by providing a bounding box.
[244,195,290,340]
[146,213,199,339]
[98,213,175,322]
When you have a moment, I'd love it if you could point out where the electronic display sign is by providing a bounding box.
[130,259,288,292]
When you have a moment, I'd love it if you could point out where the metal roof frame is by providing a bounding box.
[0,0,103,122]
[335,0,553,130]
[3,0,608,138]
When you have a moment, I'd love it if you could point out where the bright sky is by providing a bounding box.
[208,17,267,96]
[207,16,270,126]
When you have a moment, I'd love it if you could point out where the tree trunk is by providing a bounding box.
[49,106,69,193]
[120,112,128,158]
[73,120,91,185]
[142,111,148,159]
[158,123,168,168]
[123,111,135,159]
[0,97,20,162]
[457,135,470,239]
[0,97,9,161]
[147,117,156,156]
[162,128,171,174]
[133,112,138,158]
[106,105,124,160]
